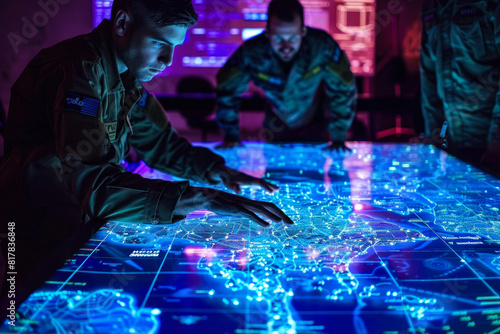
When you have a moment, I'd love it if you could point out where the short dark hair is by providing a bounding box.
[111,0,198,28]
[267,0,304,27]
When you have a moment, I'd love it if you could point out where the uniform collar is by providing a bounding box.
[90,19,142,93]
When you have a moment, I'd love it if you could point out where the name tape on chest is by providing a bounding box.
[257,72,283,86]
[454,6,482,26]
[303,66,322,80]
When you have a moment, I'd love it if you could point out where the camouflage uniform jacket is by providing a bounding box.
[216,28,357,142]
[420,0,500,149]
[0,20,225,226]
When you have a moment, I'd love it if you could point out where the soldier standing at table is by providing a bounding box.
[215,0,357,151]
[420,0,500,171]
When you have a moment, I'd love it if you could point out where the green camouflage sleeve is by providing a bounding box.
[420,7,445,138]
[129,91,225,183]
[215,47,252,141]
[323,42,357,142]
[45,61,189,225]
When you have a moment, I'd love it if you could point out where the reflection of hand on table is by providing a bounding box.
[215,140,243,149]
[321,141,352,153]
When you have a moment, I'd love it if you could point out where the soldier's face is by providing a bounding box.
[266,14,306,62]
[120,20,187,82]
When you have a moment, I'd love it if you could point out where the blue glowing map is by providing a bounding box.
[4,142,500,333]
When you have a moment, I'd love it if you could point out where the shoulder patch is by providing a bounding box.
[65,93,100,118]
[332,45,342,63]
[327,52,354,86]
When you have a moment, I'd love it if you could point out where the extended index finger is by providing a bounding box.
[343,145,352,152]
[239,207,271,227]
[258,179,280,193]
[232,194,294,226]
[254,201,294,225]
[238,174,279,193]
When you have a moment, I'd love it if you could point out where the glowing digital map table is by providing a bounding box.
[6,142,500,334]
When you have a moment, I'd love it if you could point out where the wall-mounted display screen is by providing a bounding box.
[92,0,375,85]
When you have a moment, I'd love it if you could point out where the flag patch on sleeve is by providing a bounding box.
[332,45,342,63]
[65,93,100,118]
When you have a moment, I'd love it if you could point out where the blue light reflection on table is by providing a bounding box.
[9,142,500,333]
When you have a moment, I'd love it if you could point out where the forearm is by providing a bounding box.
[327,85,357,142]
[60,158,190,224]
[419,20,443,136]
[215,107,241,141]
[129,95,225,183]
[420,68,443,136]
[488,102,500,146]
[324,48,357,142]
[215,79,246,141]
[172,185,210,217]
[215,54,251,141]
[133,130,225,183]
